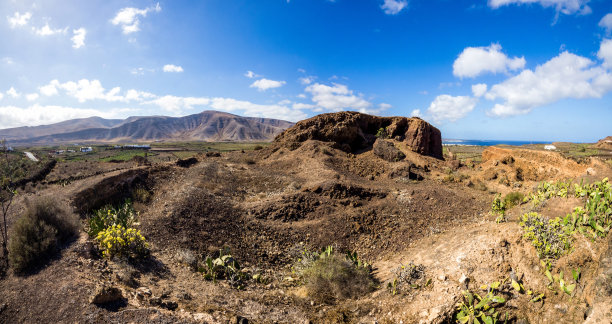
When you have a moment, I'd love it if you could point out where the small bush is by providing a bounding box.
[132,187,152,203]
[520,212,572,260]
[8,199,78,273]
[302,253,375,304]
[199,247,248,289]
[504,192,525,209]
[95,224,148,259]
[253,145,264,151]
[87,200,137,237]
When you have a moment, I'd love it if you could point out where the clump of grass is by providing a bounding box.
[87,200,137,238]
[8,198,79,273]
[295,246,376,304]
[504,192,525,209]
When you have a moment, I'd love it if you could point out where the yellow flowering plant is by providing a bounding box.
[95,224,148,259]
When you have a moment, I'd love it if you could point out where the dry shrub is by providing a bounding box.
[303,254,375,304]
[9,198,79,273]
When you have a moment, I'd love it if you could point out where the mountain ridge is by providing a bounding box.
[0,111,294,145]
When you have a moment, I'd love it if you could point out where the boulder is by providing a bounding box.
[273,111,443,159]
[373,138,405,162]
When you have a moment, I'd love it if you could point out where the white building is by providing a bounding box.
[80,147,93,153]
[544,145,556,151]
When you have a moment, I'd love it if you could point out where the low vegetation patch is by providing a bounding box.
[88,200,148,260]
[8,198,78,273]
[294,246,376,304]
[519,178,612,261]
[387,262,430,295]
[199,247,248,289]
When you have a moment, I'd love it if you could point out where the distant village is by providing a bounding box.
[53,144,151,155]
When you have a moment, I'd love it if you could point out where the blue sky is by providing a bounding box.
[1,0,611,142]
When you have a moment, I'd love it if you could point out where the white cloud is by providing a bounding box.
[381,0,408,15]
[250,78,286,91]
[2,57,14,65]
[472,83,488,97]
[488,0,591,15]
[599,39,612,68]
[244,71,258,78]
[0,104,121,129]
[485,50,612,117]
[6,87,21,98]
[453,43,525,78]
[26,93,39,101]
[40,80,60,96]
[111,2,161,34]
[71,28,86,48]
[299,76,315,85]
[297,93,307,99]
[163,64,184,73]
[146,95,210,112]
[33,23,68,36]
[305,83,373,112]
[410,109,422,117]
[208,98,307,122]
[39,79,143,103]
[0,93,3,100]
[125,89,156,101]
[427,94,477,122]
[601,14,612,33]
[7,12,31,28]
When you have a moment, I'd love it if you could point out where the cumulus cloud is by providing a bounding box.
[6,87,21,98]
[111,2,161,34]
[163,64,184,73]
[26,93,39,101]
[71,28,86,48]
[381,0,408,15]
[601,14,612,34]
[472,83,488,97]
[0,104,123,129]
[427,95,478,122]
[33,23,68,36]
[208,98,308,121]
[145,95,209,112]
[410,109,422,117]
[453,43,526,78]
[305,83,372,112]
[488,0,591,15]
[299,76,315,85]
[7,12,31,28]
[599,39,612,68]
[0,93,3,100]
[38,79,143,103]
[485,49,612,117]
[250,78,286,91]
[244,71,259,78]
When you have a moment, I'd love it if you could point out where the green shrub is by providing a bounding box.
[95,224,148,259]
[504,192,525,209]
[199,247,248,289]
[87,200,137,237]
[8,199,78,273]
[296,246,375,304]
[520,212,573,260]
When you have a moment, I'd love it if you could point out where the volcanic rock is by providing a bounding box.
[273,111,443,159]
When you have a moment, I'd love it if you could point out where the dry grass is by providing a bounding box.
[303,254,376,304]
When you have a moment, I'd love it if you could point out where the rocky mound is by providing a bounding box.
[273,111,443,159]
[593,136,612,150]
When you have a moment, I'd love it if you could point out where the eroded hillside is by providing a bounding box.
[1,112,611,323]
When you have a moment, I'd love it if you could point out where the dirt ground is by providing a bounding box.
[1,137,611,323]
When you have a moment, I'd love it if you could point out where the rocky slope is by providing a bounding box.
[1,111,294,145]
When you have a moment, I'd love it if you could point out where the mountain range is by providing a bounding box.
[0,111,294,146]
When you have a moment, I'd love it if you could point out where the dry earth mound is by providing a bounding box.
[479,146,589,183]
[593,136,612,150]
[273,111,443,159]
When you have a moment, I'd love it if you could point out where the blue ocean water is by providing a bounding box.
[443,139,551,146]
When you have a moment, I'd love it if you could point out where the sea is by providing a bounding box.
[443,139,551,146]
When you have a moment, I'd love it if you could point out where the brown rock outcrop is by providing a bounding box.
[273,111,443,159]
[593,136,612,150]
